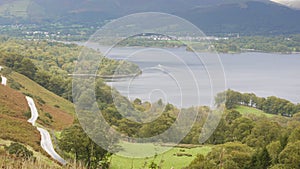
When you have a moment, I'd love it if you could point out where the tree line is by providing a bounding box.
[212,35,300,53]
[216,89,300,117]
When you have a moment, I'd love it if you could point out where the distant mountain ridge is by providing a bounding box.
[0,0,300,35]
[182,1,300,35]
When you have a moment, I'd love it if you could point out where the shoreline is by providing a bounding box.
[59,40,300,55]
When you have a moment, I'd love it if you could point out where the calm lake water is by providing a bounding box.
[80,43,300,108]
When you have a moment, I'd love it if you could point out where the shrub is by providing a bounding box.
[45,112,53,120]
[5,142,34,160]
[9,80,23,90]
[35,96,46,105]
[22,92,33,98]
[23,111,31,118]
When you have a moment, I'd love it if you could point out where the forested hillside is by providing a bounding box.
[0,37,140,100]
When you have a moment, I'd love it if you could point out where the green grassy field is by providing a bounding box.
[110,143,211,169]
[234,105,275,118]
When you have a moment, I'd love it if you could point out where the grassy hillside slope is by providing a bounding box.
[0,84,40,151]
[7,71,74,130]
[0,69,76,167]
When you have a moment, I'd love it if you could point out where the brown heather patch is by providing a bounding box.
[0,113,41,152]
[0,85,41,151]
[36,103,73,131]
[0,85,28,119]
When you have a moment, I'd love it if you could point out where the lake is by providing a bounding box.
[80,43,300,108]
